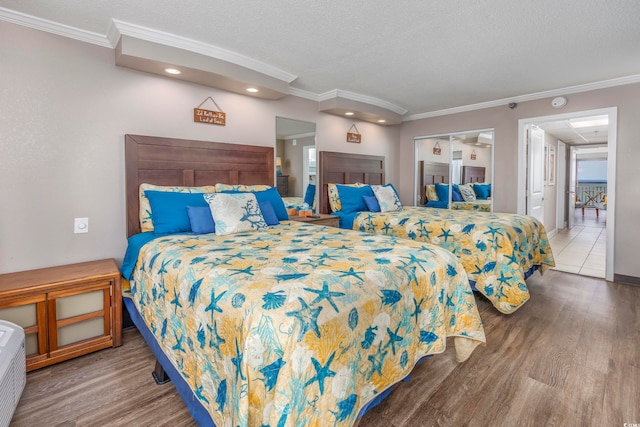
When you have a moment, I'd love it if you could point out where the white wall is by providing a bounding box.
[543,133,558,232]
[0,23,399,273]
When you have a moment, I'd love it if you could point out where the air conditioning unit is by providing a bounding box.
[0,320,26,427]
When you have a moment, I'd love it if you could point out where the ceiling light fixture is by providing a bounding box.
[246,87,259,93]
[377,119,386,123]
[345,112,354,116]
[569,116,609,128]
[164,68,181,75]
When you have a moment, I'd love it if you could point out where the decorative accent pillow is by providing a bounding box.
[452,185,464,202]
[204,193,267,236]
[139,184,216,232]
[303,183,316,207]
[186,206,215,234]
[144,191,210,235]
[327,183,363,212]
[372,184,402,212]
[259,200,280,225]
[474,183,491,200]
[214,183,271,193]
[435,183,450,202]
[222,187,289,220]
[335,184,374,214]
[425,184,438,201]
[458,184,477,202]
[362,195,381,212]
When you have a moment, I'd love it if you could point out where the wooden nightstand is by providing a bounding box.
[0,259,122,371]
[288,214,340,228]
[276,175,289,196]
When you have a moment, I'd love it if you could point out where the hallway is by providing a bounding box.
[549,208,606,278]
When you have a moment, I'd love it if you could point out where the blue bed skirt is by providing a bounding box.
[123,296,215,426]
[123,296,430,425]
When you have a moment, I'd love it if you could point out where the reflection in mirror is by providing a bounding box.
[415,130,493,212]
[275,117,317,211]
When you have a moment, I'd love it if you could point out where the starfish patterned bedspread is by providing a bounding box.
[451,200,492,212]
[125,221,485,427]
[352,206,555,314]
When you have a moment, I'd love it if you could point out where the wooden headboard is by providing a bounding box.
[417,162,486,204]
[125,134,274,237]
[462,166,486,183]
[318,151,385,214]
[418,161,449,205]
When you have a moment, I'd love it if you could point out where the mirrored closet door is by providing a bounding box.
[414,129,494,212]
[275,117,317,209]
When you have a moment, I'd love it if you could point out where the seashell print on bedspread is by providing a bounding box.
[125,221,485,427]
[353,206,555,314]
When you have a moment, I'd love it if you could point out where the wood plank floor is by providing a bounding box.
[10,270,640,427]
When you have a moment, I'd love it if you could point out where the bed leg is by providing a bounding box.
[152,360,171,385]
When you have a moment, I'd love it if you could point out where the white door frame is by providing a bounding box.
[525,125,546,224]
[517,107,617,281]
[568,146,577,230]
[556,141,567,230]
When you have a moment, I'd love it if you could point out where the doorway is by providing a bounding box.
[517,108,617,281]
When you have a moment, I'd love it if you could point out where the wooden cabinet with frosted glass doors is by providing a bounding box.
[0,259,122,371]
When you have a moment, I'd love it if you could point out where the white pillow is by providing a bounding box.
[204,193,267,235]
[372,184,402,212]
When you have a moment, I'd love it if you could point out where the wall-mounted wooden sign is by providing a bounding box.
[194,96,226,126]
[433,141,442,155]
[347,124,361,143]
[471,150,477,160]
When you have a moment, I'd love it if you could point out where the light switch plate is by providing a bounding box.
[74,217,89,233]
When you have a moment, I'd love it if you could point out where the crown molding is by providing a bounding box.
[318,89,407,115]
[112,20,297,84]
[0,7,111,47]
[287,87,320,101]
[404,74,640,121]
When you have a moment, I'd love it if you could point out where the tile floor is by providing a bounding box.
[549,208,606,278]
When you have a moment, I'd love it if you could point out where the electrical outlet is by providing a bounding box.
[74,218,89,234]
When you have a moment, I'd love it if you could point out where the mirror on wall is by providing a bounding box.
[414,129,494,212]
[275,117,317,209]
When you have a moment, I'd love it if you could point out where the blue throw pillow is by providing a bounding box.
[434,183,450,202]
[259,200,280,225]
[303,184,316,207]
[186,206,215,234]
[145,191,209,235]
[336,184,375,214]
[474,183,491,200]
[452,185,464,202]
[362,195,381,212]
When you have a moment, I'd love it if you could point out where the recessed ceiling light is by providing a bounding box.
[345,112,354,116]
[377,119,386,123]
[164,68,181,75]
[246,87,259,93]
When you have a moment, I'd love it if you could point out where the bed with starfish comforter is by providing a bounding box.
[123,221,485,427]
[340,206,555,314]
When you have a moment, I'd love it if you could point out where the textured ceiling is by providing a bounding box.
[2,0,640,116]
